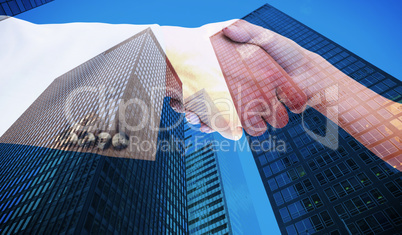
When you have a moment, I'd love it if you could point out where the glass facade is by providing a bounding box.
[0,0,53,20]
[184,90,233,235]
[211,4,402,235]
[185,123,234,235]
[0,28,183,161]
[0,28,187,234]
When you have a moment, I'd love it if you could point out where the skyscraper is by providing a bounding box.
[0,0,53,21]
[0,28,187,234]
[211,4,402,235]
[184,90,234,234]
[184,89,263,234]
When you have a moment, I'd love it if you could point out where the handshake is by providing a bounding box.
[163,20,401,167]
[2,18,399,166]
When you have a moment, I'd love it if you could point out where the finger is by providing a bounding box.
[211,32,289,135]
[222,23,252,43]
[261,99,289,129]
[223,21,307,113]
[223,19,274,45]
[185,111,201,125]
[235,42,291,129]
[240,100,268,136]
[277,81,307,114]
[169,98,185,113]
[200,122,215,133]
[223,19,312,77]
[185,88,243,140]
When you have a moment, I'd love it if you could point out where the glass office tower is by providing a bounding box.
[184,89,262,235]
[0,28,187,234]
[0,0,53,20]
[212,4,402,235]
[184,89,234,234]
[185,122,235,235]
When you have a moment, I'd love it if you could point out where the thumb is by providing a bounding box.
[222,23,252,43]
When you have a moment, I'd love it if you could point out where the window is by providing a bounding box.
[371,166,386,179]
[347,139,361,151]
[276,172,292,188]
[315,156,326,167]
[356,219,371,234]
[299,148,310,159]
[384,181,402,198]
[307,144,317,155]
[303,179,314,191]
[287,169,299,181]
[324,188,337,201]
[337,146,348,157]
[324,169,336,181]
[273,192,284,206]
[294,137,304,147]
[322,154,333,164]
[320,211,334,227]
[357,173,371,186]
[270,161,285,174]
[333,184,346,198]
[352,196,367,213]
[258,155,268,166]
[286,225,297,235]
[330,230,341,235]
[334,204,348,219]
[358,152,373,164]
[370,188,386,204]
[364,216,382,233]
[279,207,291,223]
[347,223,359,234]
[268,178,278,191]
[288,201,307,219]
[311,194,323,208]
[380,162,398,176]
[346,159,359,170]
[302,197,314,212]
[294,183,306,196]
[337,162,350,175]
[295,218,315,235]
[308,160,318,171]
[348,177,363,191]
[262,165,272,178]
[329,152,340,161]
[344,199,359,216]
[288,153,299,164]
[340,180,354,194]
[296,166,306,177]
[384,208,402,225]
[315,173,327,185]
[282,187,299,202]
[360,193,376,210]
[373,212,393,230]
[310,215,324,231]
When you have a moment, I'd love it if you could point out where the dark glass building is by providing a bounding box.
[0,28,187,234]
[0,0,53,20]
[212,4,402,235]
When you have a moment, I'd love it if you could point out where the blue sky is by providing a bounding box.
[12,0,402,234]
[16,0,402,80]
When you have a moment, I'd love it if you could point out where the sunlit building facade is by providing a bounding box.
[0,28,187,234]
[211,4,402,235]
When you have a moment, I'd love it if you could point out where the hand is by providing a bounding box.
[162,21,244,140]
[215,20,401,168]
[162,20,307,138]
